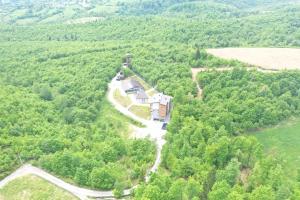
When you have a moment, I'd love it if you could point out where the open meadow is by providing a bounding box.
[254,118,300,179]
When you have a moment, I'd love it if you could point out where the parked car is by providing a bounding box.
[162,123,168,130]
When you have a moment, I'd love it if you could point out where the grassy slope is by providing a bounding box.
[0,175,78,200]
[129,105,151,120]
[254,118,300,178]
[113,89,132,107]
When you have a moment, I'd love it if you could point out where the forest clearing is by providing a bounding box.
[207,48,300,70]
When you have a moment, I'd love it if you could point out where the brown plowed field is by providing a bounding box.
[207,48,300,70]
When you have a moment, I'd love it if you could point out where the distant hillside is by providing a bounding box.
[1,0,300,24]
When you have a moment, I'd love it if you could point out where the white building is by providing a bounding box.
[150,93,172,121]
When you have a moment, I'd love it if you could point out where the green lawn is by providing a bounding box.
[0,175,78,200]
[254,118,300,178]
[113,89,132,107]
[129,105,151,120]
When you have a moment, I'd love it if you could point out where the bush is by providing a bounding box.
[39,86,53,101]
[90,168,116,190]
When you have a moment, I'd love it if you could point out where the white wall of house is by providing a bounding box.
[150,102,160,120]
[137,98,148,104]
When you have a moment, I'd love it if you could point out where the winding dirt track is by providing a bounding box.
[191,67,279,98]
[0,75,166,200]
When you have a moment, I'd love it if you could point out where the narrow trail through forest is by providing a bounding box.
[191,67,279,98]
[0,75,166,200]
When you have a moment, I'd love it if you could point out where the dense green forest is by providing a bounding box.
[198,69,300,133]
[133,69,300,199]
[0,41,231,191]
[1,0,300,199]
[1,9,300,47]
[0,0,300,47]
[0,42,156,190]
[0,0,297,24]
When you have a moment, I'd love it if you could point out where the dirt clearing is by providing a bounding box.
[207,48,300,70]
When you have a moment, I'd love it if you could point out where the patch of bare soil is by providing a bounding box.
[207,48,300,70]
[240,168,251,186]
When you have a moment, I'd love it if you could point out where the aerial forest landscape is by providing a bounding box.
[0,0,300,200]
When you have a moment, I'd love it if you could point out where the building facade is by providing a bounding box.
[150,93,172,121]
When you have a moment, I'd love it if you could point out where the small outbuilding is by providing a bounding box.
[136,90,149,104]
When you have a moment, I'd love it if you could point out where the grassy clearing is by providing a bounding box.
[129,105,151,120]
[113,89,132,107]
[0,175,78,200]
[254,117,300,178]
[99,101,144,136]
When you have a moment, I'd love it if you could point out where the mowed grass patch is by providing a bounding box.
[98,101,144,136]
[113,88,132,107]
[0,175,78,200]
[254,118,300,179]
[129,105,151,120]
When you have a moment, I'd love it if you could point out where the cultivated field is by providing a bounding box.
[207,48,300,70]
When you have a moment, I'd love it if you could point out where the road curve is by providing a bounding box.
[0,75,166,200]
[108,76,167,182]
[0,164,131,200]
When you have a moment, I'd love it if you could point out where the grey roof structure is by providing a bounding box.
[150,93,171,105]
[122,79,144,92]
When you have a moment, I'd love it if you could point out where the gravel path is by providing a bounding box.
[0,75,167,200]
